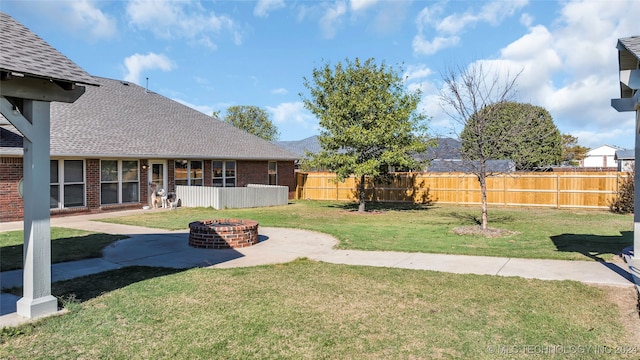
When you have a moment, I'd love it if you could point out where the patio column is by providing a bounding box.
[635,109,640,262]
[16,99,58,318]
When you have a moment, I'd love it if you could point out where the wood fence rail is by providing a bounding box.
[294,171,629,210]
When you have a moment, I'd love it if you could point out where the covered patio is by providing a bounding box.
[1,12,97,320]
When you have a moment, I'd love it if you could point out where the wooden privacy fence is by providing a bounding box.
[295,172,629,209]
[176,184,289,210]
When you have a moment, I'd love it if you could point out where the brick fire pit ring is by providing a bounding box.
[188,219,259,249]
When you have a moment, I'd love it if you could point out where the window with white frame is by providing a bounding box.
[212,160,236,187]
[268,161,277,185]
[175,160,203,186]
[50,159,85,209]
[100,160,139,205]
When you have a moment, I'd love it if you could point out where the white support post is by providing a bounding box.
[635,109,640,262]
[16,100,58,318]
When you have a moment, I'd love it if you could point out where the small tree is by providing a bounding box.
[561,134,589,166]
[301,58,430,212]
[441,62,561,230]
[223,105,280,141]
[609,166,634,214]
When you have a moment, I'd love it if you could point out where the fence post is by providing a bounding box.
[556,174,561,209]
[503,174,507,207]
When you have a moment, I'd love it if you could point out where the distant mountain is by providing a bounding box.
[276,135,321,157]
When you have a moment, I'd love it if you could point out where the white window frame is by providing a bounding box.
[212,160,236,187]
[100,159,140,205]
[50,159,86,209]
[175,159,203,186]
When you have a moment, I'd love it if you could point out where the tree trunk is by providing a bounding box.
[479,174,488,230]
[359,174,366,212]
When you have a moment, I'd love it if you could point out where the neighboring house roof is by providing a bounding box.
[276,135,321,157]
[426,159,516,173]
[586,144,623,155]
[0,12,96,86]
[615,149,635,160]
[414,138,461,161]
[1,77,299,160]
[280,136,463,162]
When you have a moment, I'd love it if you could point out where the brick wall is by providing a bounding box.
[86,159,100,208]
[277,161,296,199]
[237,161,268,186]
[237,160,296,199]
[0,157,297,222]
[0,157,24,222]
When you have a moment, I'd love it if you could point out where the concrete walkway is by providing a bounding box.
[1,209,638,327]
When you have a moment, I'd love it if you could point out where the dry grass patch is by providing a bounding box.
[453,225,520,238]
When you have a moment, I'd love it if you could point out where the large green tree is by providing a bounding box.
[460,101,562,170]
[301,58,430,212]
[223,105,280,141]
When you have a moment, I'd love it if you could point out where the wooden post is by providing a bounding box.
[556,174,561,209]
[503,174,507,207]
[16,100,58,318]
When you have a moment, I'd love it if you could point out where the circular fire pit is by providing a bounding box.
[188,219,259,249]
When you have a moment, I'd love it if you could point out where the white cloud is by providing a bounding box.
[572,125,634,149]
[126,0,243,47]
[173,98,216,116]
[412,35,460,55]
[267,102,316,126]
[520,13,533,27]
[350,0,378,12]
[123,53,175,84]
[67,0,117,40]
[254,0,285,17]
[495,0,640,148]
[271,88,288,95]
[319,1,347,38]
[413,1,527,55]
[403,64,433,82]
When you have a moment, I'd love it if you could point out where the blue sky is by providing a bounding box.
[2,0,639,148]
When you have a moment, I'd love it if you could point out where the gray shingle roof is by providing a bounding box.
[615,149,634,160]
[618,36,640,60]
[0,12,97,85]
[48,77,298,160]
[0,124,22,156]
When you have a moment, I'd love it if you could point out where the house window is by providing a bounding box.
[212,160,236,187]
[101,160,139,205]
[268,161,277,185]
[50,159,85,209]
[175,160,203,186]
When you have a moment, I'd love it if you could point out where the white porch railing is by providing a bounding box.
[175,184,289,209]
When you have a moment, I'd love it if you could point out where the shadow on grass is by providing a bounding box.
[551,232,633,281]
[7,266,184,305]
[1,233,128,272]
[328,202,433,212]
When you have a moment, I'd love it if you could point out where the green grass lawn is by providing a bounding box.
[0,228,127,272]
[100,201,632,261]
[1,260,637,359]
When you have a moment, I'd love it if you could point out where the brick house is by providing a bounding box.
[0,76,298,222]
